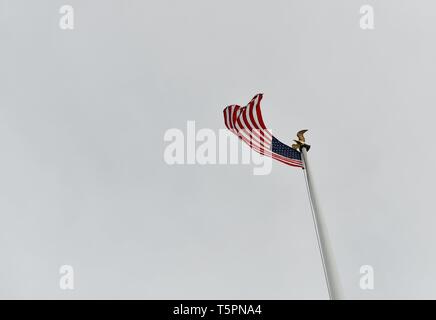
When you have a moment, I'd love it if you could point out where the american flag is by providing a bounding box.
[223,94,303,168]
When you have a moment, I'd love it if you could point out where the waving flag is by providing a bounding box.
[223,94,303,168]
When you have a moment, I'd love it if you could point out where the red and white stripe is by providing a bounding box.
[223,94,303,168]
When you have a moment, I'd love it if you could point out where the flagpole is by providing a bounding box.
[300,145,344,300]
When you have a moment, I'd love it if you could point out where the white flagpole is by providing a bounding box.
[300,146,344,300]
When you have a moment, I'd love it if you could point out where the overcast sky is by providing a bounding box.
[1,0,436,299]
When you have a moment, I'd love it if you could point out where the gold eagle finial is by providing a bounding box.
[291,129,311,151]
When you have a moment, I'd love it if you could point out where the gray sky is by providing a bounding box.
[1,0,435,299]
